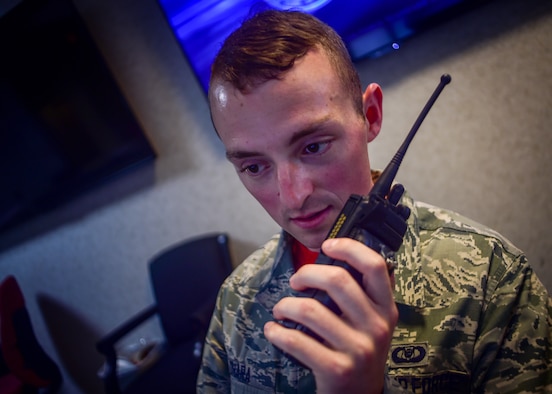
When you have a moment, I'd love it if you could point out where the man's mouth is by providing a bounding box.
[290,206,332,230]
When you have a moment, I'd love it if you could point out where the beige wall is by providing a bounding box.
[0,0,550,392]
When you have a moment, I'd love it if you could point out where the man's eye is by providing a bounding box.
[245,164,260,174]
[304,141,330,155]
[240,163,265,176]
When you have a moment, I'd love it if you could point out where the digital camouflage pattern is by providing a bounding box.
[197,191,551,393]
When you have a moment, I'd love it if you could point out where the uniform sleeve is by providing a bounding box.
[472,249,551,393]
[196,285,231,393]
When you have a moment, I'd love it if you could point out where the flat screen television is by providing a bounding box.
[156,0,491,94]
[0,0,156,235]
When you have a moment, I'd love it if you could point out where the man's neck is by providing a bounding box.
[291,238,319,271]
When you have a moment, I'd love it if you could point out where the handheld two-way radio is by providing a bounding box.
[280,74,452,340]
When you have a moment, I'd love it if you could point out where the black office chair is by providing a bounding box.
[96,233,233,394]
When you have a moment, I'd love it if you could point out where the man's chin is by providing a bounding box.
[290,231,326,251]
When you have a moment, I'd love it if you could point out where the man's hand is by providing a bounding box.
[264,237,398,394]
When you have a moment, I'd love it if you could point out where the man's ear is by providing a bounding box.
[362,83,383,142]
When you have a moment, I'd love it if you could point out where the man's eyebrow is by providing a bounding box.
[225,116,333,160]
[225,150,260,160]
[288,116,332,146]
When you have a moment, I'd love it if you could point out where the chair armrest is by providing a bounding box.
[97,305,158,352]
[96,304,158,394]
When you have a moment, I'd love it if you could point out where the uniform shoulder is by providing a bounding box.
[414,201,524,258]
[223,233,281,289]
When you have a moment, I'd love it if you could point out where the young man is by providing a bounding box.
[197,10,551,393]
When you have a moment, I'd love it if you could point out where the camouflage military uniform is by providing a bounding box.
[197,191,552,393]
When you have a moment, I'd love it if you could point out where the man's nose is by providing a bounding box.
[276,163,313,209]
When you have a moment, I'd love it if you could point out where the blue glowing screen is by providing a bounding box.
[157,0,481,93]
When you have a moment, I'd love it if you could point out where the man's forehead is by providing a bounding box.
[211,84,229,108]
[210,50,357,145]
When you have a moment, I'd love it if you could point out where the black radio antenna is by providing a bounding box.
[371,74,452,197]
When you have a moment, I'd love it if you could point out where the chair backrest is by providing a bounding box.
[149,233,233,346]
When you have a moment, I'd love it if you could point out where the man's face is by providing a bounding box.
[210,49,377,250]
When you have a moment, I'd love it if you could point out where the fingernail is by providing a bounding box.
[264,321,274,337]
